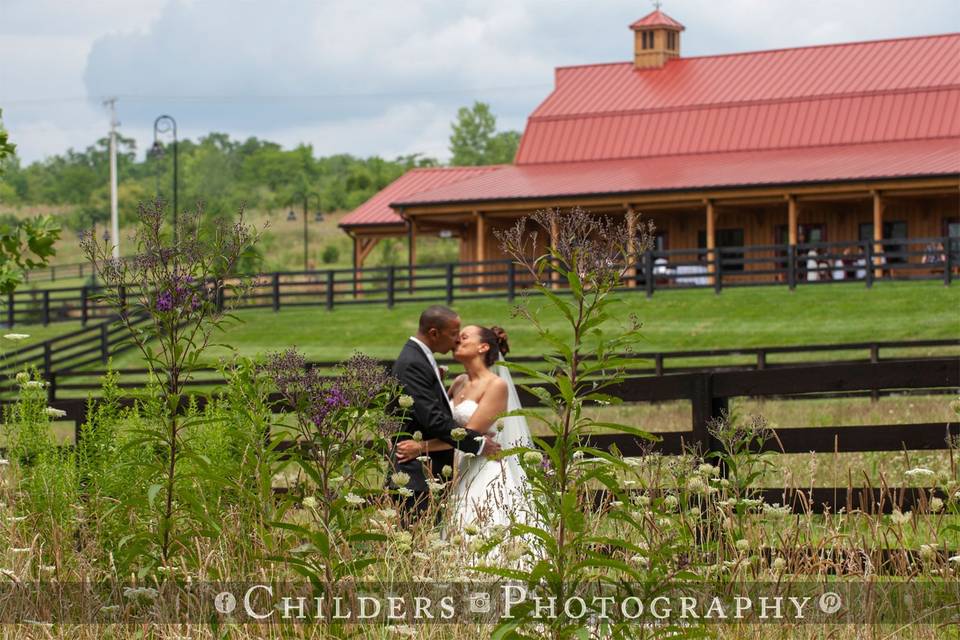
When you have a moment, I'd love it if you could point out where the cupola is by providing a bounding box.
[629,6,684,69]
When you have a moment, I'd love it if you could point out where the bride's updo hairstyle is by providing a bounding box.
[477,326,510,367]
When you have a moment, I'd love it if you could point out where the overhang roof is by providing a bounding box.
[339,165,504,227]
[392,137,960,207]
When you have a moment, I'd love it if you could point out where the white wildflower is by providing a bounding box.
[344,493,364,506]
[411,430,423,442]
[441,465,453,478]
[9,548,30,554]
[24,381,45,389]
[890,509,912,525]
[685,476,709,495]
[389,624,417,636]
[398,488,414,498]
[522,451,543,465]
[44,407,67,419]
[397,395,414,409]
[391,472,410,487]
[919,544,937,560]
[7,516,27,523]
[463,524,480,536]
[301,496,317,509]
[450,428,466,441]
[772,557,786,571]
[662,495,678,510]
[698,463,719,477]
[14,372,29,385]
[377,508,397,520]
[427,481,446,493]
[735,539,750,552]
[0,459,9,466]
[3,334,29,341]
[123,586,158,601]
[904,468,935,480]
[929,497,944,513]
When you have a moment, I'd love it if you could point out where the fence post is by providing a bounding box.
[100,324,108,364]
[945,237,952,287]
[445,264,454,306]
[79,263,84,279]
[690,373,728,473]
[654,353,664,376]
[272,273,280,312]
[6,293,13,328]
[757,350,767,370]
[713,248,722,294]
[43,342,52,386]
[645,250,655,298]
[865,241,874,289]
[507,262,516,302]
[326,270,335,310]
[81,286,88,326]
[387,266,395,309]
[42,290,50,326]
[216,282,225,312]
[787,245,796,290]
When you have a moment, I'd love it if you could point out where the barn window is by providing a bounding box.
[642,32,654,50]
[667,32,676,50]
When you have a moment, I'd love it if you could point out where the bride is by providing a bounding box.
[409,325,536,535]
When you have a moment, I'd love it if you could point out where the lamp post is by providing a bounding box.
[150,115,178,242]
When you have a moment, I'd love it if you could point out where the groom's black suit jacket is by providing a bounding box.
[389,339,484,493]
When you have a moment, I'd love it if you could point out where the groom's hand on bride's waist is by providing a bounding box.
[394,439,423,464]
[482,435,502,459]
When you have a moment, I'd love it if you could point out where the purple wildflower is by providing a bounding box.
[155,291,174,312]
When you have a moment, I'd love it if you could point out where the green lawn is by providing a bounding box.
[94,279,959,367]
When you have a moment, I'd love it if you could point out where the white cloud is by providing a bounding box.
[2,0,958,164]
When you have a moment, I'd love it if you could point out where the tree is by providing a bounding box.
[449,101,520,166]
[0,108,60,293]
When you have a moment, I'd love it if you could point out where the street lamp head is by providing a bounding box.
[287,210,297,221]
[149,140,165,159]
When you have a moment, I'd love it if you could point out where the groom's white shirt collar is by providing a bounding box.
[408,336,484,455]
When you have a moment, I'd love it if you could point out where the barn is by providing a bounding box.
[340,9,960,285]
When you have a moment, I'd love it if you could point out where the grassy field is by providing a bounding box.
[2,204,454,274]
[84,279,959,367]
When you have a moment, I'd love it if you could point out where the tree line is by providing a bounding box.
[0,102,520,233]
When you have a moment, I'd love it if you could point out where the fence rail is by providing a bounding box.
[9,236,956,327]
[7,355,958,517]
[2,337,957,402]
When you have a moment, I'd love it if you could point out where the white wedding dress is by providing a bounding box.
[449,363,538,536]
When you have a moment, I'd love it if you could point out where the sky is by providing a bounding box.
[2,0,958,165]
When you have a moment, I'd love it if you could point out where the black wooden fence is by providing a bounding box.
[13,355,959,517]
[7,236,956,327]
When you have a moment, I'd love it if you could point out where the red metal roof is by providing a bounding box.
[393,138,960,206]
[339,166,504,227]
[630,10,685,31]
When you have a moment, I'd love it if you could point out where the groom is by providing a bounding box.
[388,305,501,522]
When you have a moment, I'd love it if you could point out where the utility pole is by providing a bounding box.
[104,98,120,259]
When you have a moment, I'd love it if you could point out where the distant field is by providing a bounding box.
[83,278,958,367]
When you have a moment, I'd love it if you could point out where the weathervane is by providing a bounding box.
[653,0,662,9]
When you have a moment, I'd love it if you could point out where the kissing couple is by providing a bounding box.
[387,305,535,536]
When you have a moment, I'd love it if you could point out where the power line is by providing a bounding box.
[0,83,553,107]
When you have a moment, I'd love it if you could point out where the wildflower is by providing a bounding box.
[427,481,446,493]
[10,548,30,554]
[14,372,29,385]
[398,488,414,498]
[24,381,45,389]
[398,395,414,409]
[416,455,431,463]
[412,430,423,442]
[929,497,944,513]
[919,544,937,560]
[6,516,26,523]
[890,509,912,525]
[390,624,417,636]
[719,478,730,488]
[493,420,504,433]
[0,459,8,466]
[522,451,543,465]
[772,557,787,571]
[391,472,411,487]
[735,539,750,552]
[44,407,67,419]
[904,468,936,480]
[698,463,719,477]
[636,495,651,507]
[412,551,431,562]
[441,465,453,478]
[301,496,318,509]
[687,506,701,517]
[344,493,364,506]
[3,334,29,341]
[450,428,467,441]
[662,495,678,510]
[685,476,709,495]
[377,508,398,520]
[572,451,585,460]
